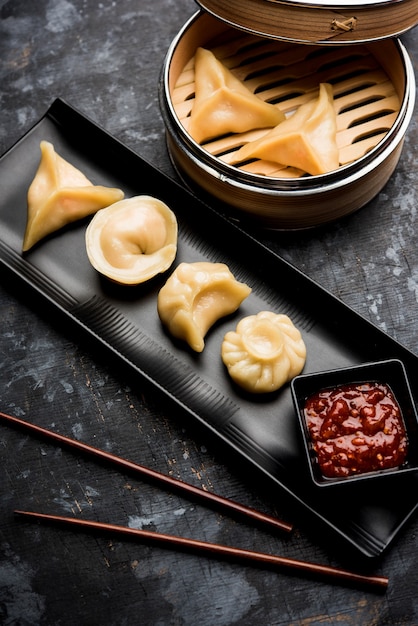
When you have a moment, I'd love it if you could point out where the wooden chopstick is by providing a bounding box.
[0,411,291,533]
[14,510,388,591]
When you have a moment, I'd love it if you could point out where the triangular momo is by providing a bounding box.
[188,47,285,144]
[22,141,124,251]
[234,83,339,176]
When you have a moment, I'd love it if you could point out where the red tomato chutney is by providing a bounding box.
[304,382,408,478]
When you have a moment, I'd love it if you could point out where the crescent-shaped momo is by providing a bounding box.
[188,47,285,144]
[23,141,124,251]
[85,196,178,285]
[157,262,252,352]
[233,83,339,176]
[221,311,306,393]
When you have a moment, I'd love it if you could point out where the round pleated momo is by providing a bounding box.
[221,311,306,393]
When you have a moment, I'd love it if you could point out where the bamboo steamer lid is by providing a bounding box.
[196,0,418,44]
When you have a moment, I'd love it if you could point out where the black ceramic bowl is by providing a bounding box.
[291,359,418,488]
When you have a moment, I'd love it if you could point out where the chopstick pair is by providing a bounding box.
[1,411,389,591]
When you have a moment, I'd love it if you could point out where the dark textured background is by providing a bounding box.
[1,1,418,624]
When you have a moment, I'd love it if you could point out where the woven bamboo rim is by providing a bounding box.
[196,0,418,44]
[166,132,404,228]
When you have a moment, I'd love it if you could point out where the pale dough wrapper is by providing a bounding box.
[221,311,306,393]
[233,83,339,176]
[85,195,178,285]
[188,47,285,144]
[23,140,124,251]
[157,262,252,352]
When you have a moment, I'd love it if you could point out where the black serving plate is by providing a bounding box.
[1,98,418,558]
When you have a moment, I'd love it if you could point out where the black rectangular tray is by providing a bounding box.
[1,98,418,558]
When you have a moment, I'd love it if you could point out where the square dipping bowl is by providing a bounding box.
[291,359,418,488]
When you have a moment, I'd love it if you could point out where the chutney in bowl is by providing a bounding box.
[291,359,418,487]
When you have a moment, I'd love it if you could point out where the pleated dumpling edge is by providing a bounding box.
[188,47,285,145]
[232,83,340,176]
[23,141,124,252]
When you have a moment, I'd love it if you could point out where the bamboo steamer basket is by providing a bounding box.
[159,2,417,228]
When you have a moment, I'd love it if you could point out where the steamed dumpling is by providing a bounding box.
[157,262,252,352]
[188,47,285,144]
[221,311,306,393]
[23,141,124,251]
[233,83,339,176]
[85,196,178,285]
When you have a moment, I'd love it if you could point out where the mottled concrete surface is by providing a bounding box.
[1,1,418,624]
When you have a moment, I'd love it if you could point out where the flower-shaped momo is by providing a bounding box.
[221,311,306,393]
[157,261,252,352]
